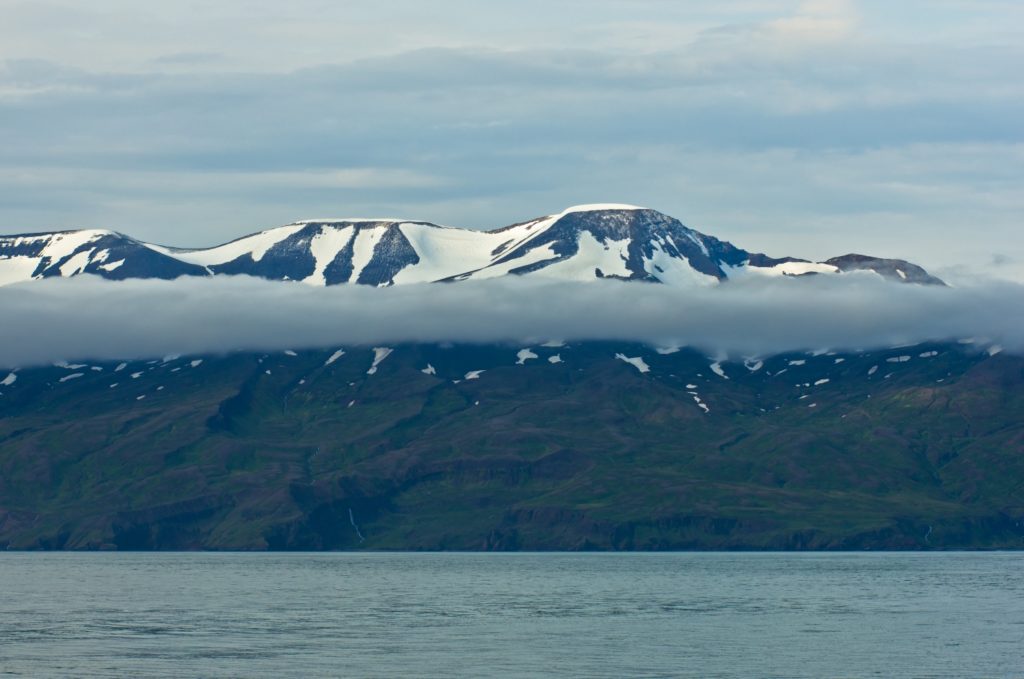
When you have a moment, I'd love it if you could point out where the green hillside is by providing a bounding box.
[1,342,1022,550]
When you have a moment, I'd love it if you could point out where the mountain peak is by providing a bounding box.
[0,208,943,288]
[825,253,946,286]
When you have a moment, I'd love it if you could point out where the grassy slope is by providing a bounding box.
[0,343,1022,550]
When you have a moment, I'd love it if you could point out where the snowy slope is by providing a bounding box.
[0,205,945,287]
[0,229,207,285]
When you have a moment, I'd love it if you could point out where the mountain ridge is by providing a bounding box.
[0,205,944,287]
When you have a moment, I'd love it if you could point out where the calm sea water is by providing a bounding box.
[1,552,1022,678]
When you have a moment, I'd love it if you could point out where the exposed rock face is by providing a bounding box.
[481,208,789,281]
[825,253,946,286]
[0,230,208,282]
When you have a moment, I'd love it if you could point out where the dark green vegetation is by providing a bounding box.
[1,342,1022,550]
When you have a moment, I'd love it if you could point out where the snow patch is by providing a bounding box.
[58,249,93,276]
[1,372,16,386]
[527,231,632,281]
[709,362,728,379]
[420,364,436,375]
[468,241,560,281]
[516,348,538,365]
[548,354,562,364]
[740,260,839,278]
[304,225,355,286]
[644,239,720,287]
[886,355,911,363]
[159,223,308,266]
[366,347,393,374]
[557,203,645,215]
[394,222,519,285]
[615,354,650,373]
[325,349,345,366]
[464,370,485,380]
[59,372,84,382]
[349,227,389,283]
[0,256,43,286]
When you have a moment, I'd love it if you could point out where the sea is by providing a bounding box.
[1,552,1021,678]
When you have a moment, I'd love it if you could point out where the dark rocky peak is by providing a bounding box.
[489,206,794,281]
[825,253,945,286]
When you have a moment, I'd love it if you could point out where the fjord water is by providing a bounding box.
[2,553,1021,678]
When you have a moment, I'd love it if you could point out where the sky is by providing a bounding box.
[1,275,1020,368]
[1,0,1022,281]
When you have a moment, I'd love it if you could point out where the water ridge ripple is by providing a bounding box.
[1,552,1021,678]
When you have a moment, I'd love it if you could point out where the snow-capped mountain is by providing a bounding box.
[0,204,943,287]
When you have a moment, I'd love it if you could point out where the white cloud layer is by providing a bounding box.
[0,275,1020,368]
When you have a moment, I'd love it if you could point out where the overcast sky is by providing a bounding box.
[1,1,1022,281]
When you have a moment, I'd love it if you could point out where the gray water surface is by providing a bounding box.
[2,552,1022,677]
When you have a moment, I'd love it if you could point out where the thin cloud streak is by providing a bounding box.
[0,276,1020,368]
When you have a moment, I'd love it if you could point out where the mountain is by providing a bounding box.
[0,341,1021,550]
[825,253,946,285]
[4,203,1004,552]
[0,205,943,287]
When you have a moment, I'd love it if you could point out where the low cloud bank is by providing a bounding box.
[1,275,1022,368]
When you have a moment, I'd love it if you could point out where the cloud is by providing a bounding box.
[150,52,226,66]
[0,1,1021,279]
[763,0,858,43]
[0,275,1020,368]
[1,46,1021,268]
